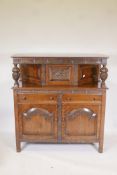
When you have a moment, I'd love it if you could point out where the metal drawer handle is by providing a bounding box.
[49,97,54,100]
[66,97,71,101]
[22,96,27,100]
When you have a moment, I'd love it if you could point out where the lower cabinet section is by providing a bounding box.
[14,90,104,152]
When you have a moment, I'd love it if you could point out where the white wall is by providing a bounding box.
[0,0,117,134]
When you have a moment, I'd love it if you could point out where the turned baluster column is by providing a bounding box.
[100,64,108,88]
[12,64,20,87]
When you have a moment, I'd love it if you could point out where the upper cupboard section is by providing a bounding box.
[12,56,108,88]
[19,64,99,87]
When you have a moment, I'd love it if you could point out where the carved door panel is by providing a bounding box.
[62,94,101,142]
[18,104,58,141]
[46,64,74,85]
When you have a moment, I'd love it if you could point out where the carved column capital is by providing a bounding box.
[12,64,20,87]
[100,65,108,88]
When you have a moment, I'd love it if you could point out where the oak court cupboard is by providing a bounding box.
[12,55,108,152]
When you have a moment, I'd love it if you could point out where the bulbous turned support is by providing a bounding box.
[12,64,20,87]
[100,65,108,88]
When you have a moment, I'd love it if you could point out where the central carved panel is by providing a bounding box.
[46,65,74,85]
[50,67,70,81]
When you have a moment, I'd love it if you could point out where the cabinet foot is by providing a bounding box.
[16,141,21,152]
[98,141,103,153]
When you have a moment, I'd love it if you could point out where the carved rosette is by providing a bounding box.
[12,64,20,87]
[100,65,108,87]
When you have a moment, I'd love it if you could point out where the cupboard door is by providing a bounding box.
[18,104,58,142]
[62,102,101,142]
[46,64,74,85]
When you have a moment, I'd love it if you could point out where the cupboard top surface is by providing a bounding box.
[12,54,108,65]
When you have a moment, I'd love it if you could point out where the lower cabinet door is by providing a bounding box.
[62,103,101,142]
[18,104,58,142]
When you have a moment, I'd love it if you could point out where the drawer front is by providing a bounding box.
[62,94,101,103]
[17,93,58,104]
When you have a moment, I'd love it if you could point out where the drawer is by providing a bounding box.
[62,94,101,103]
[17,93,57,104]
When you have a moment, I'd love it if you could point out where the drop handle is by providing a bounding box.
[66,97,71,101]
[54,118,58,122]
[49,97,54,100]
[22,96,27,100]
